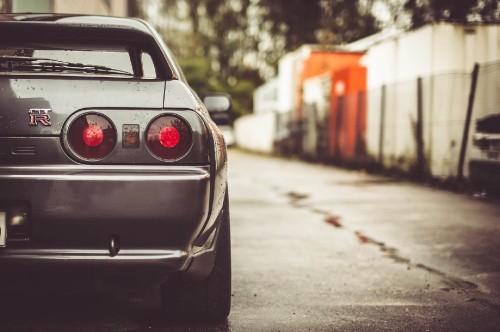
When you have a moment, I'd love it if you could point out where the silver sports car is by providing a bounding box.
[0,13,230,322]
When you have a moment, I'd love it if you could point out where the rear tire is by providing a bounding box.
[160,193,231,323]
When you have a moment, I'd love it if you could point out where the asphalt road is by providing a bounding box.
[1,149,500,331]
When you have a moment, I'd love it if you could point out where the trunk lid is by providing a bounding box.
[0,77,165,136]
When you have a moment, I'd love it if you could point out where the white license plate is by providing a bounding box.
[0,211,6,247]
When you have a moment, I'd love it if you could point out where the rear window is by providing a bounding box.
[0,43,157,78]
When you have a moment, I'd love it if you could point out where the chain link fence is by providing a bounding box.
[275,60,499,180]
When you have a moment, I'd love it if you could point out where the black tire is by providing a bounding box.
[160,193,231,323]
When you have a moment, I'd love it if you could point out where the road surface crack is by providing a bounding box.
[269,182,500,315]
[350,230,500,314]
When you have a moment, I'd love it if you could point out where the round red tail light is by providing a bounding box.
[82,125,104,147]
[146,115,192,160]
[68,113,116,161]
[159,126,180,148]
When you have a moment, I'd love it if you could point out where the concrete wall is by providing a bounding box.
[234,112,276,153]
[277,52,299,114]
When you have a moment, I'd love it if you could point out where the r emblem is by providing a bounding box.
[29,109,52,126]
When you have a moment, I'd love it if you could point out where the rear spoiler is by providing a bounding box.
[0,22,174,79]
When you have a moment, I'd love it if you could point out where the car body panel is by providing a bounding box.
[0,78,165,136]
[0,165,210,248]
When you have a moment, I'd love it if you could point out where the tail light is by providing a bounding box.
[146,115,192,160]
[68,113,117,161]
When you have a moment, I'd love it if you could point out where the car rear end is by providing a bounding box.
[0,15,224,278]
[469,113,500,194]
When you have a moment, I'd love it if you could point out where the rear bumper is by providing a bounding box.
[0,248,188,273]
[0,165,212,273]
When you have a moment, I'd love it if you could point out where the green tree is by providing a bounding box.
[404,0,500,28]
[255,0,380,71]
[156,0,261,117]
[258,0,323,52]
[319,0,380,44]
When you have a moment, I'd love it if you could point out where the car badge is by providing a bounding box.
[29,108,52,126]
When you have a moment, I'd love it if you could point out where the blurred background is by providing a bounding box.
[1,0,499,186]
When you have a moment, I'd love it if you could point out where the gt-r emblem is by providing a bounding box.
[29,109,52,126]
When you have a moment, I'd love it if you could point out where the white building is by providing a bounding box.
[363,23,498,88]
[253,78,278,114]
[356,22,499,178]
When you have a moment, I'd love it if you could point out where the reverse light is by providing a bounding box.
[68,113,116,161]
[146,115,192,160]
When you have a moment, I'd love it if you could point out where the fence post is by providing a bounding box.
[355,91,365,157]
[415,77,425,178]
[378,85,386,166]
[334,96,344,160]
[1,0,13,12]
[457,63,480,181]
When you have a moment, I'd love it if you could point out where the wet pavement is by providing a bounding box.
[1,149,500,331]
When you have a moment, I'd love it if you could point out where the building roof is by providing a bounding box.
[342,28,403,52]
[343,21,499,52]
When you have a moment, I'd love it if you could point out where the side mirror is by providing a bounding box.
[202,93,231,113]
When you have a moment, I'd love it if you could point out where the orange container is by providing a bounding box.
[295,50,367,162]
[329,66,367,162]
[297,51,364,120]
